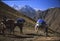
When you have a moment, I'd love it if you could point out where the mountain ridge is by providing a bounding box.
[18,5,36,19]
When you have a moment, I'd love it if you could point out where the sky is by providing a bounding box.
[2,0,60,10]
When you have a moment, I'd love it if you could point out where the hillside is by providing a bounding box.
[44,8,60,33]
[0,2,36,25]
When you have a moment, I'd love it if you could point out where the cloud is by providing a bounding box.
[34,8,44,11]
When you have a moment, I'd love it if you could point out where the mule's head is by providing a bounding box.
[35,23,40,28]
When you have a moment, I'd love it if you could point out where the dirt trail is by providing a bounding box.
[0,33,60,41]
[0,27,60,41]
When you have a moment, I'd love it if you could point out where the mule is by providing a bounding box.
[35,19,48,36]
[2,19,15,35]
[2,17,25,35]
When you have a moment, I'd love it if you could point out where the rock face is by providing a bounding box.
[19,5,36,19]
[45,8,60,33]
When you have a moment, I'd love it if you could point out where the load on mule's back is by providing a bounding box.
[17,18,25,24]
[35,18,48,36]
[36,19,46,27]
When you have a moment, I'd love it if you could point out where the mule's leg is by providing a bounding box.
[12,27,15,35]
[35,25,38,34]
[9,25,14,35]
[19,25,23,34]
[2,28,5,36]
[10,27,15,35]
[36,27,39,34]
[45,26,48,37]
[20,27,23,34]
[2,24,6,36]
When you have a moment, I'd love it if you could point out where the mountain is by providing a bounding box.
[19,5,36,19]
[35,10,43,20]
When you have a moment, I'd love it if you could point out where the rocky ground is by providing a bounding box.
[0,27,60,41]
[0,34,60,41]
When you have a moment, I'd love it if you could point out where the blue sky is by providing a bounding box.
[2,0,60,10]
